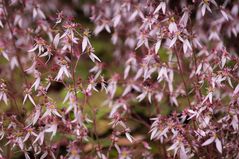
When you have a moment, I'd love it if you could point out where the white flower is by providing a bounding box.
[60,23,79,43]
[41,102,62,119]
[167,140,188,159]
[157,66,169,82]
[94,23,111,35]
[182,39,192,54]
[23,128,37,142]
[169,36,177,48]
[82,36,91,52]
[153,2,166,15]
[168,21,178,33]
[170,95,178,106]
[45,124,58,139]
[40,152,48,159]
[32,106,41,125]
[202,91,213,104]
[155,39,162,54]
[86,77,98,93]
[231,114,239,130]
[134,67,144,80]
[128,10,138,22]
[0,50,9,61]
[125,132,135,143]
[31,77,41,91]
[122,83,140,96]
[64,91,78,114]
[150,117,169,143]
[24,152,31,159]
[137,91,151,103]
[179,9,190,27]
[23,89,36,106]
[33,131,45,145]
[202,135,222,154]
[124,65,131,79]
[39,48,53,63]
[209,31,220,41]
[31,71,41,91]
[89,52,101,63]
[10,56,19,70]
[97,152,107,159]
[233,84,239,95]
[112,14,121,27]
[28,38,46,56]
[201,136,215,146]
[135,34,149,49]
[33,7,46,19]
[106,76,118,99]
[220,9,231,21]
[0,20,3,28]
[200,0,217,16]
[109,101,127,118]
[55,63,71,81]
[90,63,102,80]
[53,33,60,49]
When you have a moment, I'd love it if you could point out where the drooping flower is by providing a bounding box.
[23,88,36,106]
[41,102,62,119]
[202,134,223,154]
[55,59,71,81]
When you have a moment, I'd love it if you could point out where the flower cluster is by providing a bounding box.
[0,0,239,158]
[88,0,239,158]
[0,0,103,158]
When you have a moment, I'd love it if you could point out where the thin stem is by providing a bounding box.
[192,49,202,100]
[106,141,114,158]
[174,46,192,108]
[86,99,103,157]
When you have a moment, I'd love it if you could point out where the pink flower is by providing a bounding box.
[125,131,135,143]
[168,21,178,34]
[33,131,45,145]
[32,105,41,125]
[33,6,46,19]
[82,35,91,52]
[167,139,188,159]
[153,2,166,15]
[23,88,36,106]
[44,124,58,139]
[23,127,37,142]
[200,0,217,16]
[41,102,62,119]
[202,134,222,154]
[55,60,71,81]
[202,91,213,104]
[31,71,41,91]
[28,38,47,56]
